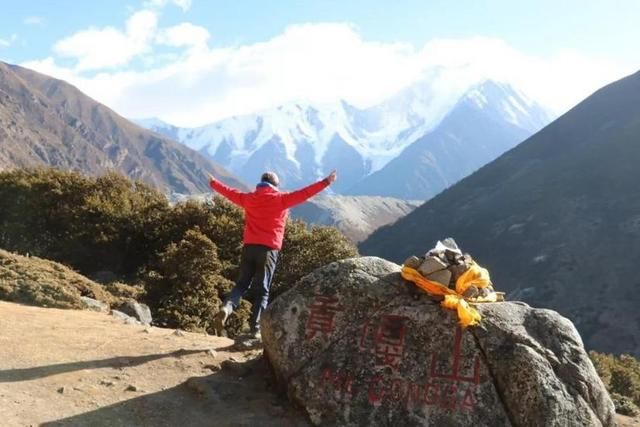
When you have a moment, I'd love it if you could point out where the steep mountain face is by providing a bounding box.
[360,70,640,356]
[140,100,415,191]
[289,195,422,243]
[347,81,551,199]
[140,81,552,194]
[0,62,245,194]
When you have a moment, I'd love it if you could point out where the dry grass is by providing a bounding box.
[0,249,115,309]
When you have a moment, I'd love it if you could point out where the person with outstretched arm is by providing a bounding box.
[209,170,337,340]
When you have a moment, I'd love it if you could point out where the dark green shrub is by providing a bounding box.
[591,351,640,413]
[141,229,248,336]
[0,168,358,336]
[0,168,169,277]
[272,219,358,299]
[104,281,145,304]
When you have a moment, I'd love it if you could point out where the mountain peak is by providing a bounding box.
[137,77,554,193]
[458,80,552,132]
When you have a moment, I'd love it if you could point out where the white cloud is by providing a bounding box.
[53,10,157,70]
[23,22,634,127]
[143,0,191,12]
[415,37,631,114]
[157,23,209,50]
[23,16,45,26]
[0,34,17,48]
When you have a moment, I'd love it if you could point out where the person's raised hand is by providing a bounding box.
[326,170,337,184]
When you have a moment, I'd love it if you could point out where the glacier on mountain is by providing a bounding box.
[136,79,553,194]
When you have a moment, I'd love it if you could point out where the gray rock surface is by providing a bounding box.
[417,256,448,276]
[261,257,614,427]
[80,297,109,313]
[111,310,139,325]
[117,300,152,326]
[425,269,452,286]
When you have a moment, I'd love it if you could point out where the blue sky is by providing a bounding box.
[1,0,638,126]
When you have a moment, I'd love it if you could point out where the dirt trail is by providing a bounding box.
[0,301,308,427]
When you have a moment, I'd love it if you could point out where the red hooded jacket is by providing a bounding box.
[209,178,330,250]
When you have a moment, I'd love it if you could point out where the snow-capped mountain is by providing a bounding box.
[138,79,553,194]
[347,80,553,199]
[133,117,181,141]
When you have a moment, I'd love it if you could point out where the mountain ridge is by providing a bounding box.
[137,80,553,195]
[346,80,549,199]
[0,61,246,194]
[289,194,422,242]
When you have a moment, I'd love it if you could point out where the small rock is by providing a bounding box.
[440,237,461,252]
[402,255,422,269]
[124,317,141,326]
[478,287,491,298]
[203,364,220,372]
[462,285,479,298]
[425,269,452,287]
[173,329,186,337]
[111,310,135,323]
[125,384,138,392]
[117,300,153,326]
[233,336,263,351]
[56,387,65,394]
[448,263,468,284]
[207,349,217,358]
[143,328,151,334]
[417,256,448,276]
[80,297,109,313]
[99,380,115,387]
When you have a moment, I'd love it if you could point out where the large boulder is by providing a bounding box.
[261,257,615,426]
[117,300,152,326]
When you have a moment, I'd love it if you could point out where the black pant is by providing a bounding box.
[226,244,279,332]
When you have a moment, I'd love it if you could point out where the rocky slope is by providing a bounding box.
[0,61,245,194]
[290,195,422,242]
[360,69,640,357]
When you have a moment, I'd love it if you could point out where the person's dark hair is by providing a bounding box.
[260,172,279,187]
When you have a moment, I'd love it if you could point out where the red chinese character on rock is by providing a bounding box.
[430,327,481,385]
[305,295,341,340]
[373,315,408,370]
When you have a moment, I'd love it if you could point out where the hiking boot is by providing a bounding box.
[213,304,232,336]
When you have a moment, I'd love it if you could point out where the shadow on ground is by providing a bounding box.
[41,356,310,427]
[0,350,204,383]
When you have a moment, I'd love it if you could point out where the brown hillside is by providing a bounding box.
[0,61,245,194]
